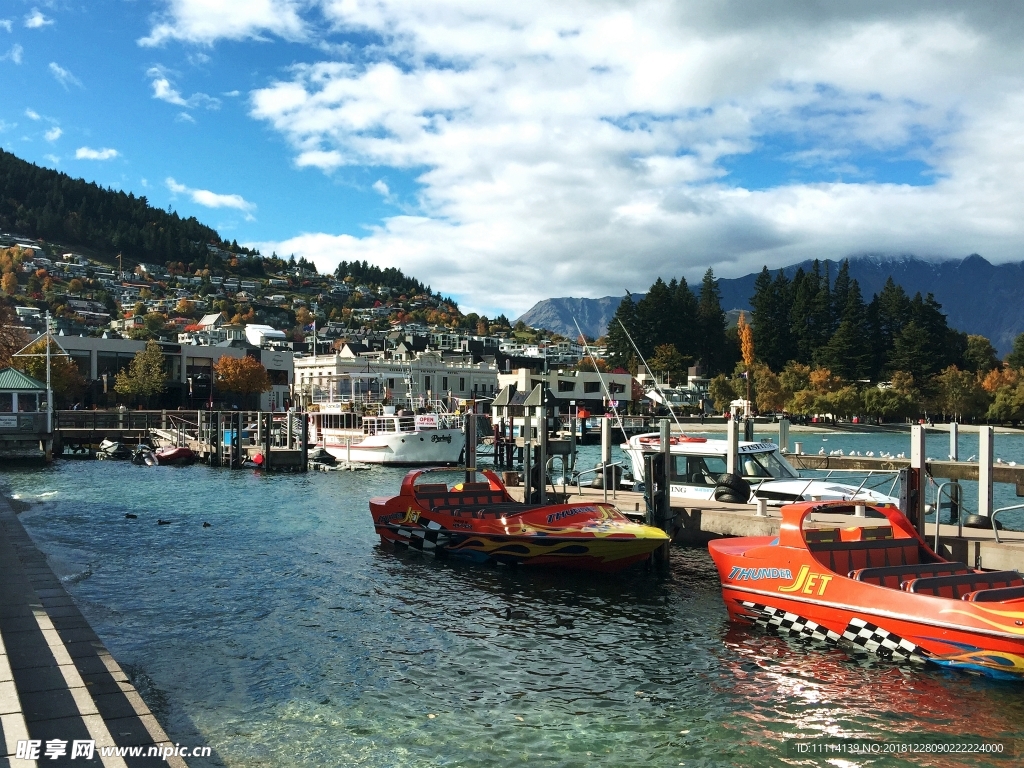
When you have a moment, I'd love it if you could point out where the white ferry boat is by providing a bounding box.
[309,402,464,465]
[622,433,899,505]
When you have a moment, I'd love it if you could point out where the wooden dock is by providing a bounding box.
[56,409,309,470]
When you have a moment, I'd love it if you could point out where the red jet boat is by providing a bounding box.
[709,500,1024,679]
[369,469,669,571]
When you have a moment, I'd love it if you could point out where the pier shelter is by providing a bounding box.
[0,366,50,460]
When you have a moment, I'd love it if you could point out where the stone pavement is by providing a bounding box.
[0,495,189,768]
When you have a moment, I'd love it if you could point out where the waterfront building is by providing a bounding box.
[0,367,49,459]
[496,368,633,411]
[293,349,499,408]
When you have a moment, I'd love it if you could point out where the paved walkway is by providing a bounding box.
[0,496,188,768]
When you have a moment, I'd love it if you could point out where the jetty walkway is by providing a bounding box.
[509,485,1024,572]
[0,495,189,767]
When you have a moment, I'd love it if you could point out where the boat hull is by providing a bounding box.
[323,428,465,465]
[154,447,197,466]
[709,502,1024,679]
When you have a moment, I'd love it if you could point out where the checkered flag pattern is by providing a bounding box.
[840,617,924,660]
[396,520,449,552]
[740,601,842,644]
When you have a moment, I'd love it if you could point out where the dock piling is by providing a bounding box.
[727,417,739,475]
[979,426,994,518]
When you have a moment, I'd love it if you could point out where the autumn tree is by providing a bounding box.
[648,344,688,386]
[114,341,168,405]
[67,278,84,295]
[213,355,271,408]
[1,303,28,369]
[708,374,736,412]
[1,272,18,296]
[14,337,85,405]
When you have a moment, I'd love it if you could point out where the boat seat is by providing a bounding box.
[808,538,920,575]
[417,490,509,515]
[962,585,1024,602]
[851,562,971,589]
[460,482,492,491]
[904,571,1024,599]
[414,484,450,496]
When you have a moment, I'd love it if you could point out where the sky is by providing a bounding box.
[3,1,1024,319]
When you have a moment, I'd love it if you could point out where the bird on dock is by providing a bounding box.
[203,522,212,528]
[818,448,826,455]
[125,513,137,519]
[505,607,528,620]
[157,519,171,525]
[967,455,976,462]
[866,451,874,457]
[897,452,906,459]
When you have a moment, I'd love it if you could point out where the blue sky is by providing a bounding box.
[2,2,1024,317]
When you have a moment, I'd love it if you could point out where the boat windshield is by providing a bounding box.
[741,450,799,479]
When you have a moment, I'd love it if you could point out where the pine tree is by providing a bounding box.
[696,269,727,374]
[671,277,699,361]
[750,267,793,371]
[817,280,871,380]
[635,278,675,356]
[605,293,639,369]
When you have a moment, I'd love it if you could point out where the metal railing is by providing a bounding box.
[992,504,1024,544]
[574,462,626,500]
[931,481,967,552]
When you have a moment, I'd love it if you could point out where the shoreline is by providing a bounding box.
[0,488,192,767]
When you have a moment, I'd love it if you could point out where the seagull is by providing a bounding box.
[818,447,826,455]
[967,455,976,462]
[203,522,212,528]
[125,513,137,519]
[866,451,874,457]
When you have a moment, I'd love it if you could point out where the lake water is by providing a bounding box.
[3,432,1024,767]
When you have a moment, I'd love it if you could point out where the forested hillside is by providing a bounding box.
[0,149,238,267]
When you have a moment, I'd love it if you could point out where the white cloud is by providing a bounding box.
[0,20,13,33]
[372,179,389,196]
[241,2,1024,315]
[176,111,196,123]
[139,0,306,46]
[49,62,81,89]
[44,153,59,165]
[146,66,220,109]
[25,108,40,120]
[75,147,119,160]
[24,9,53,29]
[165,177,256,219]
[44,126,61,142]
[1,43,22,64]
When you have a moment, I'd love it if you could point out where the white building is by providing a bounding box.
[497,368,633,409]
[294,350,499,406]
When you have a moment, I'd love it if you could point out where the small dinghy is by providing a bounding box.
[155,446,197,466]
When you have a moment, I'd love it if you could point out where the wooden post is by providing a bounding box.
[779,418,790,453]
[727,416,739,475]
[910,424,926,534]
[601,417,611,502]
[979,425,994,518]
[234,411,242,468]
[300,412,308,471]
[263,412,272,472]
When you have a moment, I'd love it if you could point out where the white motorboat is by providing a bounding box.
[622,433,899,505]
[309,403,465,466]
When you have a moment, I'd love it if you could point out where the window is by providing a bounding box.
[583,382,600,393]
[388,378,395,389]
[424,375,431,392]
[609,382,625,394]
[17,393,38,412]
[672,455,728,483]
[557,380,576,392]
[459,378,465,391]
[442,376,448,390]
[0,393,12,412]
[268,370,289,386]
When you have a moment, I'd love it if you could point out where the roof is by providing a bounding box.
[0,367,46,391]
[198,313,224,328]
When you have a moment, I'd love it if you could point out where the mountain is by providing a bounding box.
[517,254,1024,354]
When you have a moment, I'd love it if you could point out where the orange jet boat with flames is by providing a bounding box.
[370,469,669,571]
[709,500,1024,679]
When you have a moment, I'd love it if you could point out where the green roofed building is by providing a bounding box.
[0,366,51,461]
